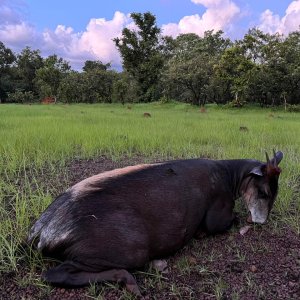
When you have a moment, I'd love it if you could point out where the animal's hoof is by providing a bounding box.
[239,225,252,236]
[126,283,143,298]
[150,259,168,273]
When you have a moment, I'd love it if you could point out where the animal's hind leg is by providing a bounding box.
[43,261,141,296]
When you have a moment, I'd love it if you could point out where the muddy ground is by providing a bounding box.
[1,156,299,299]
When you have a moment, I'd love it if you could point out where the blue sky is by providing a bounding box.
[24,0,292,31]
[1,0,299,69]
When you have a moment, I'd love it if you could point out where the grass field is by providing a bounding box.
[0,102,299,298]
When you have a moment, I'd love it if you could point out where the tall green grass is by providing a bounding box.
[1,103,298,164]
[0,102,299,273]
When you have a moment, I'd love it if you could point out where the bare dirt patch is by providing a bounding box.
[1,156,299,299]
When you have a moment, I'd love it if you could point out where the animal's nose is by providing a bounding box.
[255,220,267,225]
[247,214,267,224]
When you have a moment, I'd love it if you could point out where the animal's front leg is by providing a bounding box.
[204,202,235,234]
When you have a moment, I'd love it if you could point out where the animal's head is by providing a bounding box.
[241,150,283,224]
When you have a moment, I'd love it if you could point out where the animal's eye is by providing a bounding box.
[258,191,269,198]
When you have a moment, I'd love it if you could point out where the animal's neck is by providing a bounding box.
[223,159,260,199]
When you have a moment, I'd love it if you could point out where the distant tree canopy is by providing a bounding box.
[114,12,165,102]
[0,12,300,107]
[0,42,16,100]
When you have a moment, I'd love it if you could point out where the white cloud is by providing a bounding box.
[162,0,240,37]
[0,0,37,47]
[0,21,38,46]
[258,10,281,34]
[259,0,300,34]
[78,12,130,65]
[41,12,131,68]
[1,0,243,69]
[191,0,223,6]
[0,7,131,69]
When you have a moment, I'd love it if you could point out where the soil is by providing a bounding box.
[1,156,299,300]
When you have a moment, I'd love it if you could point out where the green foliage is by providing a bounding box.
[16,47,44,93]
[114,12,165,102]
[1,22,300,105]
[112,72,138,104]
[0,42,16,101]
[112,75,128,104]
[0,41,15,70]
[159,95,172,104]
[58,68,116,103]
[163,31,231,106]
[81,69,116,103]
[83,60,111,72]
[286,104,300,112]
[225,99,247,108]
[57,71,84,103]
[34,54,70,99]
[7,90,35,103]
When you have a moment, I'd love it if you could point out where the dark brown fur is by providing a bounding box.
[28,152,283,296]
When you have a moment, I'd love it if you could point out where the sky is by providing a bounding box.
[1,0,300,69]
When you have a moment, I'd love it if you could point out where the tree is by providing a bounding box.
[163,31,230,106]
[58,71,84,103]
[0,42,15,70]
[114,12,164,102]
[34,54,70,100]
[82,68,116,103]
[16,47,44,93]
[112,72,138,104]
[240,29,284,106]
[83,60,111,72]
[218,46,255,105]
[0,42,16,102]
[279,31,300,105]
[58,68,116,103]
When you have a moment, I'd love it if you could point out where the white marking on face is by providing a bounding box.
[243,185,269,224]
[249,201,268,224]
[69,163,162,198]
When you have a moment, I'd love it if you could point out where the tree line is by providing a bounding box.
[1,12,300,107]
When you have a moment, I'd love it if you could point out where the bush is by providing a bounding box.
[286,104,300,112]
[227,99,247,108]
[7,91,35,103]
[223,99,247,108]
[159,95,172,104]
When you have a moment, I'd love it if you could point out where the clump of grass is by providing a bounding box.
[175,256,194,275]
[213,278,228,300]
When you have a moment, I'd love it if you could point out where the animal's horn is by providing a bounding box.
[273,149,277,166]
[265,152,270,164]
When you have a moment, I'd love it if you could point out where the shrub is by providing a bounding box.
[159,96,172,104]
[7,91,35,103]
[286,104,300,112]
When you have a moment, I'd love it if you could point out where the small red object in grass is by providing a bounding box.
[250,265,258,273]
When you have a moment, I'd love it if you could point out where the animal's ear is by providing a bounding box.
[249,165,265,177]
[266,150,282,176]
[270,150,283,165]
